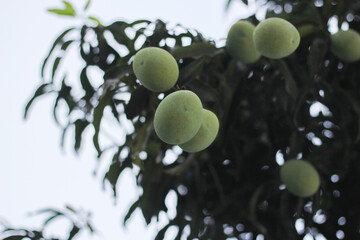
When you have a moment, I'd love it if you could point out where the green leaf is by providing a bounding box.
[248,185,263,219]
[130,121,153,170]
[172,42,219,60]
[165,154,197,176]
[24,83,53,119]
[80,67,95,101]
[103,148,132,196]
[129,19,152,26]
[241,0,248,5]
[84,0,91,10]
[68,225,80,240]
[53,77,77,125]
[88,16,102,26]
[155,223,172,240]
[41,28,75,80]
[307,38,327,78]
[103,65,133,80]
[65,205,77,213]
[275,59,298,100]
[60,123,71,148]
[3,236,26,240]
[48,1,76,17]
[123,199,140,225]
[74,119,89,152]
[43,213,64,227]
[52,56,62,81]
[47,9,75,16]
[225,0,232,11]
[61,40,75,51]
[124,87,151,120]
[93,90,115,157]
[177,58,206,85]
[86,222,94,233]
[106,21,134,51]
[34,208,63,216]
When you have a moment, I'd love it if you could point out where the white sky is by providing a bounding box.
[0,0,249,239]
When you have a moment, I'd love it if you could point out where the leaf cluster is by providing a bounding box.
[0,206,94,240]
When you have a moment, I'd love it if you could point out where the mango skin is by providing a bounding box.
[331,29,360,62]
[133,47,179,92]
[253,18,300,59]
[154,90,203,144]
[179,109,219,152]
[280,159,320,198]
[226,21,261,64]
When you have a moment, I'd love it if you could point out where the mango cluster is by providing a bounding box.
[226,18,300,62]
[132,47,219,152]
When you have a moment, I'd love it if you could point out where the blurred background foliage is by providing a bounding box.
[4,0,360,239]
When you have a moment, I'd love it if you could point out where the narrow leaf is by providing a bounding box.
[52,57,62,81]
[129,19,152,26]
[60,124,71,148]
[103,65,133,80]
[103,149,132,196]
[123,199,140,225]
[3,236,26,240]
[155,223,171,240]
[84,0,91,10]
[65,205,77,213]
[86,222,94,233]
[88,16,102,26]
[47,9,75,16]
[276,59,298,100]
[61,40,75,51]
[93,90,115,157]
[43,213,64,227]
[74,119,89,151]
[41,28,75,80]
[80,67,95,101]
[68,225,80,240]
[24,83,52,119]
[225,0,232,11]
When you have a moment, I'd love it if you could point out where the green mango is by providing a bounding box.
[154,90,203,144]
[226,21,261,64]
[331,29,360,62]
[179,109,219,152]
[253,18,300,59]
[133,47,179,92]
[280,159,320,198]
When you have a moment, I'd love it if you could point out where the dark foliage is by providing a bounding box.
[0,206,94,240]
[19,0,360,239]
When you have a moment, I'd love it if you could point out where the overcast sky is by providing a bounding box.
[0,0,250,239]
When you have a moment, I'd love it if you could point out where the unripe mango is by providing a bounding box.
[280,159,320,198]
[226,21,261,64]
[154,90,203,144]
[253,18,300,59]
[133,47,179,92]
[331,29,360,62]
[179,109,219,152]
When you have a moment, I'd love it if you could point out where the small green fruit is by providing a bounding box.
[226,21,261,64]
[280,159,320,198]
[253,18,300,59]
[331,29,360,62]
[179,109,219,152]
[154,90,203,144]
[133,47,179,92]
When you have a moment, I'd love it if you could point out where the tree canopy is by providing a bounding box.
[3,0,360,239]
